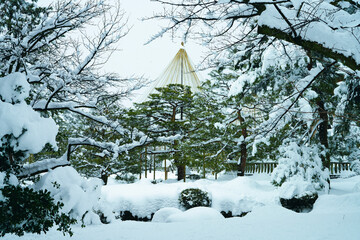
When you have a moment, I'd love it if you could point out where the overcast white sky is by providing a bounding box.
[38,0,209,104]
[103,0,208,80]
[38,0,208,80]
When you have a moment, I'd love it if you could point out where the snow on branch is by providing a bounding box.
[18,154,70,178]
[263,61,336,135]
[22,0,106,53]
[68,136,150,157]
[257,2,360,70]
[150,0,360,70]
[33,100,134,136]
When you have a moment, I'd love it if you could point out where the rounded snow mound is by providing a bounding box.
[353,182,360,192]
[152,207,183,222]
[34,166,103,224]
[312,193,360,214]
[166,207,225,223]
[279,179,316,199]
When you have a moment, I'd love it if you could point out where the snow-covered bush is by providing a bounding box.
[279,178,316,200]
[271,141,329,190]
[34,166,105,225]
[0,72,74,236]
[350,160,360,175]
[115,172,137,183]
[179,188,212,210]
[278,178,318,212]
[0,172,75,237]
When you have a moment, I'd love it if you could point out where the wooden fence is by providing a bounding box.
[244,162,352,175]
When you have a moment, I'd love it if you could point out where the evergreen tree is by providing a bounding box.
[134,84,193,181]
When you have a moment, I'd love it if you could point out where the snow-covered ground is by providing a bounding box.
[4,173,360,240]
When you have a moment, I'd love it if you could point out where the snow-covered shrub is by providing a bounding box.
[271,141,329,190]
[0,72,74,236]
[280,192,318,213]
[278,178,318,212]
[279,178,317,199]
[0,172,75,237]
[34,166,104,225]
[350,160,360,175]
[115,172,137,183]
[179,188,212,210]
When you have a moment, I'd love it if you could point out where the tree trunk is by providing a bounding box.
[202,152,206,178]
[144,146,148,178]
[139,153,142,180]
[171,105,186,181]
[237,111,247,176]
[317,100,330,169]
[177,165,185,181]
[153,155,156,180]
[101,170,108,185]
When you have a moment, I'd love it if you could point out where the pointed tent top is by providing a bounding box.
[138,45,201,102]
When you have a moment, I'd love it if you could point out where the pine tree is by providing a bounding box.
[134,84,193,181]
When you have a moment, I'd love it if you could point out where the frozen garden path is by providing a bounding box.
[3,174,360,240]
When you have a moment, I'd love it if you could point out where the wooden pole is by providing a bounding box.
[203,152,206,178]
[139,153,142,180]
[183,165,186,182]
[153,153,156,180]
[145,146,148,178]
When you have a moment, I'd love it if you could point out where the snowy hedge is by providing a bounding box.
[101,177,273,219]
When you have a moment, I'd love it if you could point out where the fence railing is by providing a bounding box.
[244,162,352,175]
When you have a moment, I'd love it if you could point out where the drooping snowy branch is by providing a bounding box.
[0,0,147,178]
[18,154,70,178]
[150,0,360,70]
[262,62,336,135]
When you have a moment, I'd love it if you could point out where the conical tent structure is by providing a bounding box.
[139,45,201,102]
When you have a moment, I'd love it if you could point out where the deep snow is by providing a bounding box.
[3,172,360,240]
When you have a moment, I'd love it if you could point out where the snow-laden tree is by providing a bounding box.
[149,1,360,157]
[0,0,144,235]
[192,35,359,185]
[0,72,76,236]
[185,85,228,179]
[0,72,58,173]
[150,0,360,71]
[133,84,194,181]
[271,140,330,190]
[65,102,142,184]
[0,0,145,177]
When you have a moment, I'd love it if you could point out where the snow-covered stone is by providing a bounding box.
[166,207,224,222]
[152,207,182,222]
